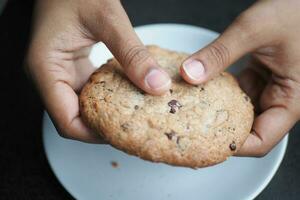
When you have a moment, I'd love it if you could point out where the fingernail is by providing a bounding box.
[182,59,205,81]
[145,68,171,90]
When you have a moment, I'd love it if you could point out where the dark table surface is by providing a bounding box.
[1,0,300,199]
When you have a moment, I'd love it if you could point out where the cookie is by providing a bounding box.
[80,45,254,168]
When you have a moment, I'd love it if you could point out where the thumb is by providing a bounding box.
[86,1,171,95]
[104,32,171,95]
[180,12,264,84]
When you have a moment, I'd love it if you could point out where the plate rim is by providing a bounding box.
[42,23,289,200]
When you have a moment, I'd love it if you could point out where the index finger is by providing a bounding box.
[236,106,296,157]
[83,0,171,95]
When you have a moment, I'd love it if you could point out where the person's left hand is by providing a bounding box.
[180,0,300,157]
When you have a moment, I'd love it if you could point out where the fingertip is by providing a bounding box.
[234,133,262,157]
[180,59,206,85]
[180,65,201,85]
[144,67,171,95]
[56,116,106,144]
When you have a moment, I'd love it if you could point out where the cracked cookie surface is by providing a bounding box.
[80,45,254,168]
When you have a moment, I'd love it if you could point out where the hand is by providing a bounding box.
[180,0,300,156]
[26,0,171,143]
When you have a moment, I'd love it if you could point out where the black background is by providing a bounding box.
[1,0,300,199]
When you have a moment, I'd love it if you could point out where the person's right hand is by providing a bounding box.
[27,0,171,143]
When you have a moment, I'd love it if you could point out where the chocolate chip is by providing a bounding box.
[244,96,250,102]
[176,136,189,152]
[93,102,98,109]
[168,100,182,114]
[104,95,112,102]
[165,130,176,140]
[169,107,176,114]
[176,136,182,144]
[134,105,139,110]
[229,141,236,151]
[227,127,236,132]
[195,85,204,91]
[169,89,173,94]
[121,123,130,132]
[97,81,106,87]
[186,123,190,130]
[107,88,113,92]
[139,90,145,95]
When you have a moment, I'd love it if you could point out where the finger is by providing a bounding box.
[180,6,271,85]
[44,80,105,143]
[237,60,269,112]
[72,46,97,91]
[238,68,264,105]
[236,107,296,157]
[84,1,171,95]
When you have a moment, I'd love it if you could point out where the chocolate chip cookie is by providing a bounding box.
[80,45,254,168]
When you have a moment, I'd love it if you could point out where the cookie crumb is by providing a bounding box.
[111,161,118,168]
[229,141,236,151]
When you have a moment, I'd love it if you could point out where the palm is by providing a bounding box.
[32,22,104,143]
[45,25,97,91]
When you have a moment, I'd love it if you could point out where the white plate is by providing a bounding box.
[43,24,288,200]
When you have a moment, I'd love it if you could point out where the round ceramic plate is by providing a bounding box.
[43,24,288,200]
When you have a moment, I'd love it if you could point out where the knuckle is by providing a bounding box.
[254,146,270,158]
[57,131,71,139]
[55,121,73,139]
[207,41,231,68]
[262,76,300,118]
[123,44,151,70]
